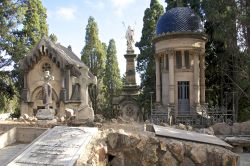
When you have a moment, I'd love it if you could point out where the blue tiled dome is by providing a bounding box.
[156,7,203,35]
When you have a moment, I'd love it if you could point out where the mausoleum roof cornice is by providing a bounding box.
[153,32,207,44]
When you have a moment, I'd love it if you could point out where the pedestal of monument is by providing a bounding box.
[36,109,55,120]
[113,50,140,121]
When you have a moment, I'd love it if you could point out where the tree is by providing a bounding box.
[104,39,122,115]
[0,0,48,114]
[0,1,23,112]
[49,33,58,43]
[11,0,48,64]
[81,16,106,112]
[136,0,163,118]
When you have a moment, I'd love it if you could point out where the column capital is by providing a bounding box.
[193,48,202,55]
[166,48,175,55]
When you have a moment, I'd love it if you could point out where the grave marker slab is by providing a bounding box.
[153,125,232,148]
[8,126,98,166]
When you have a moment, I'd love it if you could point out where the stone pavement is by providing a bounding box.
[0,144,28,165]
[8,126,98,166]
[239,153,250,166]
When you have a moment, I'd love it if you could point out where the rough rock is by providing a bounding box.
[37,119,57,126]
[65,108,75,119]
[144,123,154,132]
[117,116,129,123]
[177,123,187,130]
[187,125,193,131]
[26,116,37,122]
[60,116,65,123]
[159,150,178,166]
[111,118,117,123]
[212,122,232,135]
[232,123,241,135]
[141,144,158,166]
[19,117,25,122]
[22,114,29,120]
[94,114,105,123]
[204,127,214,135]
[109,156,123,166]
[190,144,207,164]
[180,157,195,166]
[222,153,238,166]
[166,140,185,162]
[107,132,140,150]
[196,127,214,135]
[240,120,250,135]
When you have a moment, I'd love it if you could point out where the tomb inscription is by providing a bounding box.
[8,126,98,166]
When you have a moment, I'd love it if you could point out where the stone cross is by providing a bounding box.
[125,25,135,52]
[42,70,54,110]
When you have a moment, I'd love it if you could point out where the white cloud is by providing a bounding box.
[84,0,105,10]
[110,0,135,8]
[56,7,76,20]
[110,0,135,17]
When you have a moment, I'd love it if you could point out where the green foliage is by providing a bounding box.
[103,39,122,116]
[49,33,58,43]
[10,107,21,118]
[0,0,48,113]
[81,16,106,113]
[136,0,163,118]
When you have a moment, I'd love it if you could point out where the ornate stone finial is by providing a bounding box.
[125,25,135,52]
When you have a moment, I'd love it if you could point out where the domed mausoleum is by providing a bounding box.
[153,5,207,123]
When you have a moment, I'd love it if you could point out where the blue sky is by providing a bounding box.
[42,0,166,82]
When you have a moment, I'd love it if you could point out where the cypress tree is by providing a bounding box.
[81,16,106,112]
[136,0,163,118]
[104,39,122,115]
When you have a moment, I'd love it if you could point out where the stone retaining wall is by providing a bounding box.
[86,129,239,166]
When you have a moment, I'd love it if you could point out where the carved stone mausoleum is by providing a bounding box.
[20,37,96,120]
[153,6,207,121]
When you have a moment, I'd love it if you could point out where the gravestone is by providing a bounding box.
[153,125,232,148]
[8,126,98,166]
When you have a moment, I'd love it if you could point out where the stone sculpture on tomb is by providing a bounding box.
[125,25,135,52]
[42,70,54,110]
[112,26,139,121]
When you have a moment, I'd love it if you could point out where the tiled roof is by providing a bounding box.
[156,7,203,35]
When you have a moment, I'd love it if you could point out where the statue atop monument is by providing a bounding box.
[42,70,54,110]
[125,25,135,52]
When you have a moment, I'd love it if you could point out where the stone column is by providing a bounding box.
[163,54,167,70]
[200,50,206,104]
[65,68,70,101]
[168,49,175,105]
[60,69,66,102]
[193,49,200,105]
[155,55,161,103]
[21,71,28,102]
[23,72,27,89]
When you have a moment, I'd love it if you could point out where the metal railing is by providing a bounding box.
[151,104,236,128]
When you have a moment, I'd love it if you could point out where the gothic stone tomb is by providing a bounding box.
[20,37,96,121]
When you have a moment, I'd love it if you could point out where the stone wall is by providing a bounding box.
[212,121,250,136]
[85,129,239,166]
